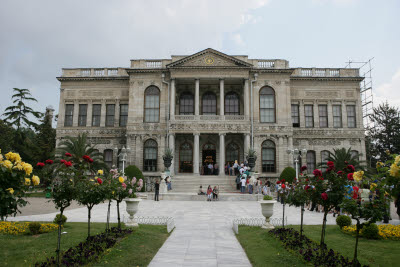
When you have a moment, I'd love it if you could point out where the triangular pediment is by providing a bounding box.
[166,48,252,68]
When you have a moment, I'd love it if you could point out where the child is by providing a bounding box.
[207,185,213,201]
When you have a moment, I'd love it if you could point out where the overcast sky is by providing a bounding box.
[1,0,399,124]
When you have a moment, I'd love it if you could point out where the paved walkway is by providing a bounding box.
[9,200,400,267]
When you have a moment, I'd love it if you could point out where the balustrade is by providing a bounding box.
[173,115,245,121]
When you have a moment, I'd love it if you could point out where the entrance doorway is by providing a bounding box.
[202,143,216,175]
[179,142,193,173]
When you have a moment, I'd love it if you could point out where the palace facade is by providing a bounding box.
[56,48,366,178]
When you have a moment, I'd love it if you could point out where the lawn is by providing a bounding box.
[0,222,169,266]
[236,225,400,267]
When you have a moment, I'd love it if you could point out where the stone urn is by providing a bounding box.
[163,156,172,169]
[259,200,276,229]
[125,198,142,227]
[247,155,257,171]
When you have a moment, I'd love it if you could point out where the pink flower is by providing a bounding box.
[122,183,127,189]
[65,152,72,157]
[97,178,103,184]
[37,162,45,167]
[347,165,355,172]
[321,192,328,201]
[281,179,285,183]
[129,189,133,195]
[313,169,322,177]
[138,179,143,186]
[337,171,343,175]
[300,165,307,172]
[347,173,354,181]
[45,159,53,165]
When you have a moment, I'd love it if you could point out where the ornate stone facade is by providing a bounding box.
[56,48,365,178]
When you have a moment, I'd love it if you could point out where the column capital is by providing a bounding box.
[168,133,176,137]
[193,132,200,136]
[219,132,226,136]
[219,78,225,81]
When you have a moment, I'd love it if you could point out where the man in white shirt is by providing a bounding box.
[240,174,247,194]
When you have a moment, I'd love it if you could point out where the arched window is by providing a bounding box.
[179,92,194,115]
[179,142,193,173]
[350,150,359,161]
[143,139,158,171]
[321,150,330,171]
[104,149,113,169]
[306,150,316,172]
[259,87,275,123]
[225,92,240,115]
[144,86,160,122]
[202,92,217,115]
[226,143,240,164]
[262,140,276,172]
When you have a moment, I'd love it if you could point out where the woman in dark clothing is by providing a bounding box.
[154,180,160,201]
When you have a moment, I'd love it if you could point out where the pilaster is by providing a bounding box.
[87,100,93,127]
[170,79,176,118]
[193,133,200,174]
[168,133,175,175]
[219,79,224,116]
[219,133,225,175]
[72,100,79,127]
[244,79,250,118]
[195,79,200,116]
[114,99,120,127]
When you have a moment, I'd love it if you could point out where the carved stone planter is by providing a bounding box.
[247,156,256,171]
[259,200,276,229]
[125,198,141,227]
[163,156,172,169]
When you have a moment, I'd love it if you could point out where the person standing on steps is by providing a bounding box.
[154,180,160,201]
[240,174,247,194]
[207,185,213,201]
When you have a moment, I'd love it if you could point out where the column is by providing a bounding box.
[299,101,305,128]
[244,133,250,154]
[195,79,200,116]
[244,79,250,118]
[342,101,348,128]
[278,136,284,174]
[193,133,200,174]
[327,100,333,128]
[313,101,319,128]
[288,136,293,166]
[72,100,79,126]
[100,99,106,127]
[219,133,225,175]
[219,79,224,116]
[168,133,175,175]
[135,135,141,167]
[114,99,120,127]
[87,100,93,127]
[170,79,176,118]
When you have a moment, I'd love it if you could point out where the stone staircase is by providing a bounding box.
[170,174,238,193]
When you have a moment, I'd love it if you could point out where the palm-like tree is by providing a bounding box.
[57,133,108,172]
[319,147,364,171]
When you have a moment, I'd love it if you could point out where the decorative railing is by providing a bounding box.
[94,69,104,76]
[123,215,175,233]
[145,61,162,68]
[258,60,275,68]
[173,115,246,121]
[108,69,118,76]
[293,68,357,77]
[232,217,287,234]
[81,69,91,76]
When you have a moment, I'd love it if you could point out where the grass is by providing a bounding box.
[0,222,169,266]
[25,191,47,197]
[236,225,400,267]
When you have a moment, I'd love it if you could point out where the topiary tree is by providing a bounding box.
[125,165,145,192]
[280,167,296,184]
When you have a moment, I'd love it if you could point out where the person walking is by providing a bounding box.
[213,186,219,201]
[240,175,247,194]
[154,180,160,201]
[207,185,213,201]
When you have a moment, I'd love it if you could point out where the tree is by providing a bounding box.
[34,114,56,163]
[367,102,400,164]
[320,148,363,172]
[0,120,15,153]
[280,167,296,183]
[2,88,42,130]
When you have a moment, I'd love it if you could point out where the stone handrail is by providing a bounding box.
[174,115,246,121]
[232,217,287,234]
[292,68,359,77]
[123,215,175,233]
[61,68,128,77]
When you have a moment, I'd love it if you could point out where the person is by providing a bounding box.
[276,182,281,202]
[198,185,205,195]
[166,176,172,191]
[213,186,219,201]
[262,182,268,195]
[235,175,241,190]
[214,163,219,175]
[225,163,229,175]
[207,185,213,201]
[266,180,271,196]
[240,175,247,194]
[233,161,239,175]
[208,163,213,175]
[154,180,160,201]
[256,178,261,194]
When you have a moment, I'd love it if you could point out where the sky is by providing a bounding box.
[0,0,399,124]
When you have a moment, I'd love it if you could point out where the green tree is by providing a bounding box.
[280,167,296,183]
[2,88,42,130]
[320,147,363,172]
[367,102,400,164]
[34,114,56,163]
[0,120,15,153]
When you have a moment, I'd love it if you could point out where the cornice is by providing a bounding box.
[255,69,294,74]
[290,76,364,82]
[57,76,129,81]
[125,68,167,73]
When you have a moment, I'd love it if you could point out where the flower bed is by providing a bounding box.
[343,224,400,240]
[269,228,368,267]
[35,227,133,266]
[0,222,58,235]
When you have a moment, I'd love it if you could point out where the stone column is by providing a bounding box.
[169,134,175,175]
[87,100,93,127]
[244,79,250,118]
[193,133,200,174]
[327,100,333,128]
[170,79,176,118]
[100,99,106,127]
[219,133,225,175]
[135,135,141,167]
[313,101,319,128]
[195,79,200,116]
[220,79,224,116]
[299,101,305,128]
[114,99,120,127]
[278,136,284,174]
[342,101,348,128]
[72,100,79,127]
[244,133,250,154]
[288,136,293,166]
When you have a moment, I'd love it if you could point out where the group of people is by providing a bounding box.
[201,163,219,175]
[198,185,219,201]
[153,176,172,201]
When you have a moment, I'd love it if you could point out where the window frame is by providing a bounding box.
[291,104,300,127]
[92,104,101,127]
[304,104,314,128]
[347,105,356,128]
[64,104,74,127]
[119,104,128,127]
[202,91,217,115]
[261,140,276,173]
[179,92,194,115]
[226,142,240,164]
[78,104,87,127]
[224,92,240,115]
[259,86,276,123]
[103,149,113,169]
[318,104,328,128]
[144,86,160,123]
[332,105,342,128]
[306,150,316,172]
[143,139,158,172]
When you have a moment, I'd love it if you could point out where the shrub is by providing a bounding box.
[280,167,296,183]
[53,213,67,226]
[336,215,352,229]
[29,222,42,235]
[125,165,144,179]
[263,195,273,200]
[362,223,379,239]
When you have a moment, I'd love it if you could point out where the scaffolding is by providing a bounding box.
[345,58,374,130]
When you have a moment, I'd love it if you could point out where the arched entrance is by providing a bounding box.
[179,142,193,173]
[226,142,240,165]
[202,143,216,175]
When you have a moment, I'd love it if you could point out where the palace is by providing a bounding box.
[56,48,366,180]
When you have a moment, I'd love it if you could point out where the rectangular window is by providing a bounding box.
[119,104,128,127]
[291,104,300,127]
[304,105,314,128]
[104,150,113,168]
[106,104,115,127]
[64,104,74,127]
[78,104,87,126]
[318,105,328,128]
[260,95,275,122]
[92,104,101,127]
[347,105,356,128]
[332,105,342,128]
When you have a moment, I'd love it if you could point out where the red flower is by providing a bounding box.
[122,183,127,189]
[45,159,53,165]
[88,158,94,163]
[64,161,72,167]
[300,165,307,172]
[97,178,103,184]
[60,159,66,164]
[321,192,328,201]
[36,162,45,167]
[313,169,322,177]
[337,171,343,175]
[305,185,311,191]
[327,161,334,168]
[281,179,285,183]
[65,152,72,157]
[347,173,354,181]
[347,165,355,172]
[276,181,281,184]
[281,184,286,189]
[318,176,324,181]
[305,178,309,182]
